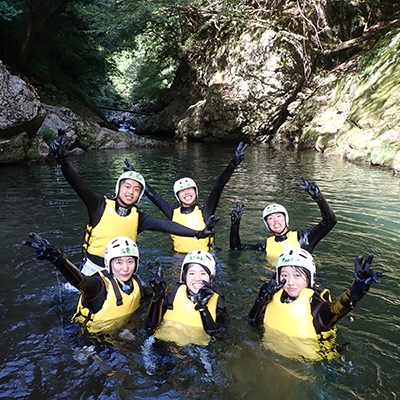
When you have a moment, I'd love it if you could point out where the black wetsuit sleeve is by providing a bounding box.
[53,256,106,313]
[145,294,165,330]
[311,289,354,333]
[230,220,266,252]
[145,181,175,220]
[202,161,237,220]
[229,206,266,252]
[137,211,202,237]
[247,294,271,325]
[60,162,105,225]
[299,192,337,253]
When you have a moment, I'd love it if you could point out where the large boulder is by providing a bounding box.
[136,29,310,142]
[0,60,47,163]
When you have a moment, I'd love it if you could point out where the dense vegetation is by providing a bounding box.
[0,1,398,108]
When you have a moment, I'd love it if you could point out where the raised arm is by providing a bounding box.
[23,232,103,302]
[50,129,101,216]
[203,142,248,220]
[124,158,175,219]
[296,177,337,253]
[229,202,265,251]
[312,254,384,332]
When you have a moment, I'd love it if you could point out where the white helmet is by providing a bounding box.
[115,171,146,203]
[173,177,198,203]
[180,249,216,282]
[276,248,315,287]
[262,203,289,231]
[104,236,140,274]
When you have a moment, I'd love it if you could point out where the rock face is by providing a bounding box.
[0,60,47,163]
[0,62,164,164]
[137,29,310,143]
[0,61,46,139]
[279,29,400,172]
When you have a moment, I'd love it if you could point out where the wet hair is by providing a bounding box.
[181,263,211,283]
[279,266,311,288]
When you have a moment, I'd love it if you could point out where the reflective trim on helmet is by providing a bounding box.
[173,177,198,203]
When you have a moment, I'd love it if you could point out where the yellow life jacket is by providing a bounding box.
[263,288,337,361]
[154,284,219,346]
[171,206,213,253]
[73,270,141,333]
[265,231,300,265]
[264,288,317,338]
[84,198,139,259]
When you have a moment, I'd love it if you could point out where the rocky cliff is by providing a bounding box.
[0,61,163,164]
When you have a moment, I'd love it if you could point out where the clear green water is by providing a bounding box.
[1,142,399,399]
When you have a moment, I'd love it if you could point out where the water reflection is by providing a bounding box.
[1,143,399,399]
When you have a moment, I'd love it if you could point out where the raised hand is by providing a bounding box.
[230,142,248,168]
[23,232,62,263]
[256,273,286,305]
[354,254,384,284]
[195,281,215,310]
[49,129,67,165]
[148,260,166,299]
[195,215,220,239]
[296,177,320,199]
[123,158,136,173]
[229,202,245,225]
[350,254,384,301]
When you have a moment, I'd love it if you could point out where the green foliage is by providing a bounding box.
[0,1,22,21]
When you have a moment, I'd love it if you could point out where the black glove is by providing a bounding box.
[229,202,245,225]
[148,260,167,300]
[123,158,136,173]
[195,215,220,239]
[296,177,320,199]
[23,232,63,263]
[230,142,248,168]
[256,273,286,306]
[350,254,384,302]
[49,129,67,165]
[195,281,215,310]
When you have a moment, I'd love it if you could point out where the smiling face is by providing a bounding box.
[111,256,137,282]
[177,187,197,207]
[118,179,142,207]
[279,266,309,298]
[185,263,210,294]
[266,212,288,235]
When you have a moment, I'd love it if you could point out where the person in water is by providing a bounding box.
[50,129,218,275]
[229,177,337,262]
[123,142,248,254]
[247,247,384,360]
[24,233,144,334]
[145,249,226,346]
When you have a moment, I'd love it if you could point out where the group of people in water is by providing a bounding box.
[23,129,384,360]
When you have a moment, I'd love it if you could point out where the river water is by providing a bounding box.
[1,142,399,399]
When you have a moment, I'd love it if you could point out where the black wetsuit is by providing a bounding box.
[145,160,238,250]
[60,162,206,267]
[248,285,356,334]
[145,282,226,336]
[54,254,141,314]
[230,191,337,255]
